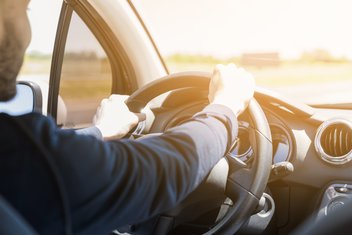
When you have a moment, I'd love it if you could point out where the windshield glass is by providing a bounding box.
[133,0,352,105]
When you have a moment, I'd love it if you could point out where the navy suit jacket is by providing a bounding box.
[0,104,237,235]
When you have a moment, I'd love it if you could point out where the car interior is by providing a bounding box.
[1,0,351,234]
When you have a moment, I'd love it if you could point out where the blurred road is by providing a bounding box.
[65,100,98,127]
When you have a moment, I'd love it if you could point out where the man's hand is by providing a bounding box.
[208,64,255,116]
[93,95,138,140]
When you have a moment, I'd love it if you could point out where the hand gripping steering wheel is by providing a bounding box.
[125,72,272,235]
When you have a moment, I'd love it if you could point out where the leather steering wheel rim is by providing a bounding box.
[126,72,272,235]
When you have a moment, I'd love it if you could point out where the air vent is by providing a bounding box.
[315,119,352,165]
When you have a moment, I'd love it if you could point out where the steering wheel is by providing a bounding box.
[125,72,272,234]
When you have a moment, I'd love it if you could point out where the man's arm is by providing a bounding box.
[36,103,237,234]
[75,126,103,139]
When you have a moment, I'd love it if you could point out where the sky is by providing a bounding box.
[134,0,352,59]
[26,0,62,54]
[27,0,352,60]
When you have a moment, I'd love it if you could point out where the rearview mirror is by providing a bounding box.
[0,81,42,115]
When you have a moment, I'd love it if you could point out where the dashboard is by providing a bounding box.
[149,87,352,188]
[265,106,352,188]
[147,86,352,233]
[258,100,352,233]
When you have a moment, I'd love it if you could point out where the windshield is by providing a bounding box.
[133,0,352,106]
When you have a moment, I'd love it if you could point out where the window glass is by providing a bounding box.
[59,11,112,128]
[133,0,352,105]
[19,0,62,113]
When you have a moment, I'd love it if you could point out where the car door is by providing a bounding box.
[47,0,167,128]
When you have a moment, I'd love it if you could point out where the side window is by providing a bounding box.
[19,1,62,115]
[59,11,112,128]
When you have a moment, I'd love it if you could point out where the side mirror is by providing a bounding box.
[0,81,42,115]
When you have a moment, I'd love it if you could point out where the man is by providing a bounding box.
[0,0,255,234]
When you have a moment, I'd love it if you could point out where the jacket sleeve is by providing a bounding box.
[31,104,238,234]
[75,126,103,140]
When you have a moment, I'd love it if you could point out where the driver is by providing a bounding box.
[0,0,255,234]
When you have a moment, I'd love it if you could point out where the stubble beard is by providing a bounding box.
[0,24,25,101]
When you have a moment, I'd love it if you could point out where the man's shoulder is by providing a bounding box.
[0,112,57,133]
[1,111,51,121]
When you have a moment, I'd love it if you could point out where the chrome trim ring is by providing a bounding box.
[314,118,352,165]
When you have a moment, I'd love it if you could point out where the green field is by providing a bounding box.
[21,56,352,100]
[20,56,352,125]
[166,60,352,87]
